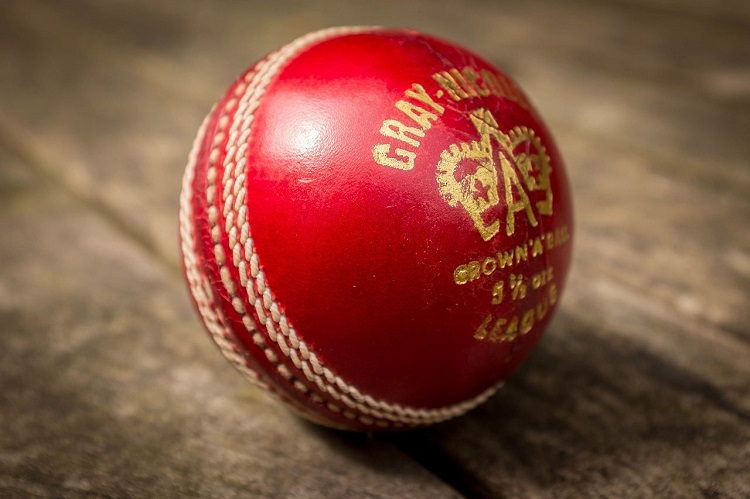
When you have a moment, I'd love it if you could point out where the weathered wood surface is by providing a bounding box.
[1,0,748,497]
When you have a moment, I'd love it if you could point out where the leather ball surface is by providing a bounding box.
[179,27,574,431]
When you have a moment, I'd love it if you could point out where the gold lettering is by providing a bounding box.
[510,273,527,300]
[512,127,553,216]
[496,76,516,102]
[491,281,504,304]
[479,69,504,98]
[454,261,483,284]
[530,266,554,290]
[467,261,481,282]
[504,317,519,342]
[449,68,479,98]
[482,257,497,276]
[531,237,544,257]
[498,250,514,268]
[404,83,445,114]
[433,71,469,101]
[395,100,439,130]
[476,277,559,342]
[454,265,470,285]
[430,66,532,109]
[531,273,542,290]
[499,153,538,236]
[436,138,501,242]
[453,227,569,287]
[521,309,535,335]
[462,67,491,97]
[549,283,558,305]
[372,144,416,171]
[488,316,508,341]
[474,314,509,343]
[373,83,447,171]
[380,119,424,147]
[535,299,549,321]
[474,315,493,340]
[515,244,528,264]
[545,231,555,249]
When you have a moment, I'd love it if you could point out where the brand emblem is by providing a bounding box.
[436,109,552,241]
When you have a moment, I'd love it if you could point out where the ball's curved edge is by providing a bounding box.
[179,26,511,431]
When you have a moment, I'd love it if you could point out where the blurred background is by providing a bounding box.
[1,1,748,497]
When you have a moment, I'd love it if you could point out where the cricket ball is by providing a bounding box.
[179,27,573,431]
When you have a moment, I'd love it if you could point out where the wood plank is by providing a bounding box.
[384,124,750,496]
[0,0,745,271]
[617,0,750,26]
[43,0,750,116]
[0,148,460,498]
[561,129,750,341]
[390,303,750,498]
[1,0,748,496]
[3,0,746,338]
[0,1,207,268]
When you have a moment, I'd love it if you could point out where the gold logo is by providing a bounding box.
[436,109,553,241]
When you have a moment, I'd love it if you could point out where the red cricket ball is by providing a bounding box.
[179,27,573,431]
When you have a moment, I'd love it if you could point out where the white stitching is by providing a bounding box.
[199,26,503,427]
[178,110,266,389]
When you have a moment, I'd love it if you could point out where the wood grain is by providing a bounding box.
[0,150,459,498]
[0,0,747,496]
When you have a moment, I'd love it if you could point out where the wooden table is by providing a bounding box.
[1,1,748,497]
